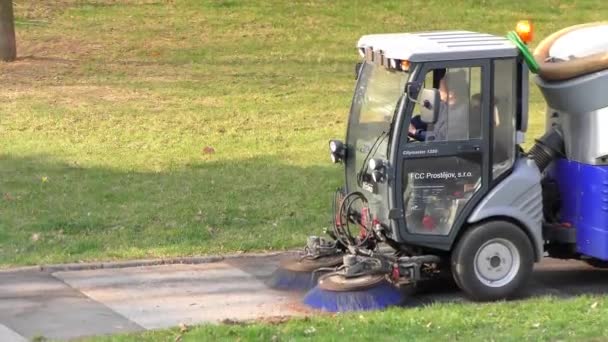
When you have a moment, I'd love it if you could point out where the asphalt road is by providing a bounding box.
[1,255,607,341]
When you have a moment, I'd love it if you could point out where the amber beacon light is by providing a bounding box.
[515,20,534,44]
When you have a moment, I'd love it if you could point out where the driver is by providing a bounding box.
[409,69,469,141]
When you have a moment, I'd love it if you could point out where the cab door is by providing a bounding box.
[390,60,491,251]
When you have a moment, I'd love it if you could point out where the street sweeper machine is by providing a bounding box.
[268,21,608,312]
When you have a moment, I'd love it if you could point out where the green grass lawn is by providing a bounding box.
[1,0,607,266]
[86,295,608,341]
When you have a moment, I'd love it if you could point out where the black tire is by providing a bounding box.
[451,220,534,301]
[585,258,608,269]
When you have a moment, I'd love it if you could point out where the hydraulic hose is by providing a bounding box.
[333,191,373,249]
[528,128,565,172]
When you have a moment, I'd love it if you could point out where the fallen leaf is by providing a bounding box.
[202,146,215,154]
[304,326,316,335]
[221,318,243,325]
[532,323,541,328]
[41,176,49,183]
[426,322,433,328]
[591,301,599,309]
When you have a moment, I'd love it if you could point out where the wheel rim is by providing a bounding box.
[473,238,520,288]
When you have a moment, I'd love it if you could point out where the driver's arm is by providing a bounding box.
[409,115,428,141]
[409,125,428,141]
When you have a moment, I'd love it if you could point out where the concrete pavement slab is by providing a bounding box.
[0,324,27,342]
[0,270,143,340]
[54,257,307,330]
[4,254,608,340]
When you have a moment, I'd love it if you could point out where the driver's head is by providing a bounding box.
[439,70,468,106]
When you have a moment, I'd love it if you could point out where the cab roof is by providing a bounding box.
[357,31,519,62]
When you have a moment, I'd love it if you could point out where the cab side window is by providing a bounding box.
[492,59,517,178]
[409,67,483,143]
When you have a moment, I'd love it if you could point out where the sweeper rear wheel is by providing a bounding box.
[451,220,534,301]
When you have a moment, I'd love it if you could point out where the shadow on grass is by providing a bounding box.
[405,260,608,307]
[0,154,341,266]
[6,154,608,310]
[226,254,608,310]
[224,253,608,311]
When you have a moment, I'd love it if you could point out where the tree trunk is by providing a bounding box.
[0,0,16,62]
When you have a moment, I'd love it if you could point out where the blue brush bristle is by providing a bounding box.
[266,268,319,291]
[303,281,404,312]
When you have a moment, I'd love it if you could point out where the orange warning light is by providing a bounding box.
[516,20,534,44]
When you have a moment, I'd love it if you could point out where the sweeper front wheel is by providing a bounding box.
[451,220,534,301]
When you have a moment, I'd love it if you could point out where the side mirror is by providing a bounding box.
[355,62,363,80]
[406,81,422,100]
[419,88,440,124]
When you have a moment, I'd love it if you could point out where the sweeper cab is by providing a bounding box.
[268,21,608,311]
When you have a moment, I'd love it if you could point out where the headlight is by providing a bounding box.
[329,141,337,153]
[368,158,387,183]
[371,170,384,183]
[329,140,342,153]
[368,158,377,170]
[368,158,384,171]
[329,140,345,164]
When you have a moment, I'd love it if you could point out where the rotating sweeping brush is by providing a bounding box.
[266,254,344,291]
[303,273,405,312]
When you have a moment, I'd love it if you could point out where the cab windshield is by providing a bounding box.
[348,62,410,143]
[345,62,410,192]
